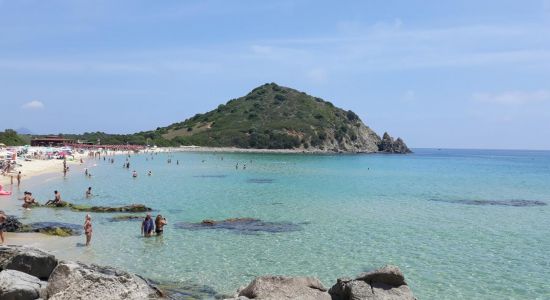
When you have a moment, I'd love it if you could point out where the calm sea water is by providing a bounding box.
[5,149,550,299]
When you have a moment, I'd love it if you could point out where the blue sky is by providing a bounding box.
[1,0,549,149]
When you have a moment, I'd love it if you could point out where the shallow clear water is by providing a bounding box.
[4,149,550,299]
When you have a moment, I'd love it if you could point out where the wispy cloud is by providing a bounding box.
[22,100,45,109]
[473,90,550,105]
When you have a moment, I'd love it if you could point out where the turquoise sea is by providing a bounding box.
[4,149,550,299]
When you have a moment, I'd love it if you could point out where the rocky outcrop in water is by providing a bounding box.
[19,222,83,237]
[236,276,331,300]
[226,265,415,300]
[43,202,152,213]
[0,246,415,300]
[175,218,304,234]
[378,132,412,154]
[46,261,161,300]
[0,246,162,300]
[329,265,415,300]
[107,215,143,222]
[2,216,23,232]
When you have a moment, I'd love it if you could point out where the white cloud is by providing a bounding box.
[21,100,44,109]
[473,90,550,105]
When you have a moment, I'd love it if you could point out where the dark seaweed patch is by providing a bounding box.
[193,175,227,178]
[247,178,274,184]
[174,218,303,234]
[430,199,547,207]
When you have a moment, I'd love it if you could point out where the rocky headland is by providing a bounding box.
[0,245,416,300]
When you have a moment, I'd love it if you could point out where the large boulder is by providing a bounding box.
[0,269,47,300]
[237,276,331,300]
[0,246,58,280]
[329,265,415,300]
[46,261,162,300]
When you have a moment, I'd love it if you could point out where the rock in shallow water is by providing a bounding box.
[329,265,415,300]
[174,218,303,234]
[46,261,162,300]
[107,215,143,222]
[237,276,331,300]
[430,199,547,207]
[0,246,58,280]
[3,216,23,232]
[18,222,83,236]
[0,269,47,300]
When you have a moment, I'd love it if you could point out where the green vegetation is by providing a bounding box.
[154,83,376,150]
[0,129,28,146]
[25,83,391,151]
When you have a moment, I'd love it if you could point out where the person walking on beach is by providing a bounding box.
[17,171,21,186]
[141,213,154,237]
[84,214,92,246]
[155,215,167,235]
[85,187,92,198]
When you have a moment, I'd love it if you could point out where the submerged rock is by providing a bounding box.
[46,261,162,300]
[232,276,331,300]
[193,175,227,178]
[329,265,415,300]
[246,178,274,184]
[430,199,547,207]
[150,280,227,299]
[0,269,47,300]
[107,215,143,222]
[43,202,153,212]
[175,218,303,234]
[378,132,412,154]
[0,246,58,280]
[18,222,83,237]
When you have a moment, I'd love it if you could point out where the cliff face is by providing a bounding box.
[157,83,410,153]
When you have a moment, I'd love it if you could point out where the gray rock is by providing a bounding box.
[0,269,47,300]
[378,132,412,154]
[3,216,23,232]
[46,261,162,300]
[329,265,415,300]
[237,276,331,300]
[0,246,58,280]
[356,265,406,287]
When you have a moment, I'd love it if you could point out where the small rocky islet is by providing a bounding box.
[0,245,416,300]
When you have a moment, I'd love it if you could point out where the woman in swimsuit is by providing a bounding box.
[155,215,167,235]
[84,214,92,246]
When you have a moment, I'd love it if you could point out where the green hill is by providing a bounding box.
[155,83,410,153]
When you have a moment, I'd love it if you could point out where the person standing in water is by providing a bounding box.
[84,214,92,246]
[141,213,154,237]
[16,171,21,186]
[132,170,138,178]
[85,187,92,198]
[155,215,167,235]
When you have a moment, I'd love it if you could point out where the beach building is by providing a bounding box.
[30,136,74,147]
